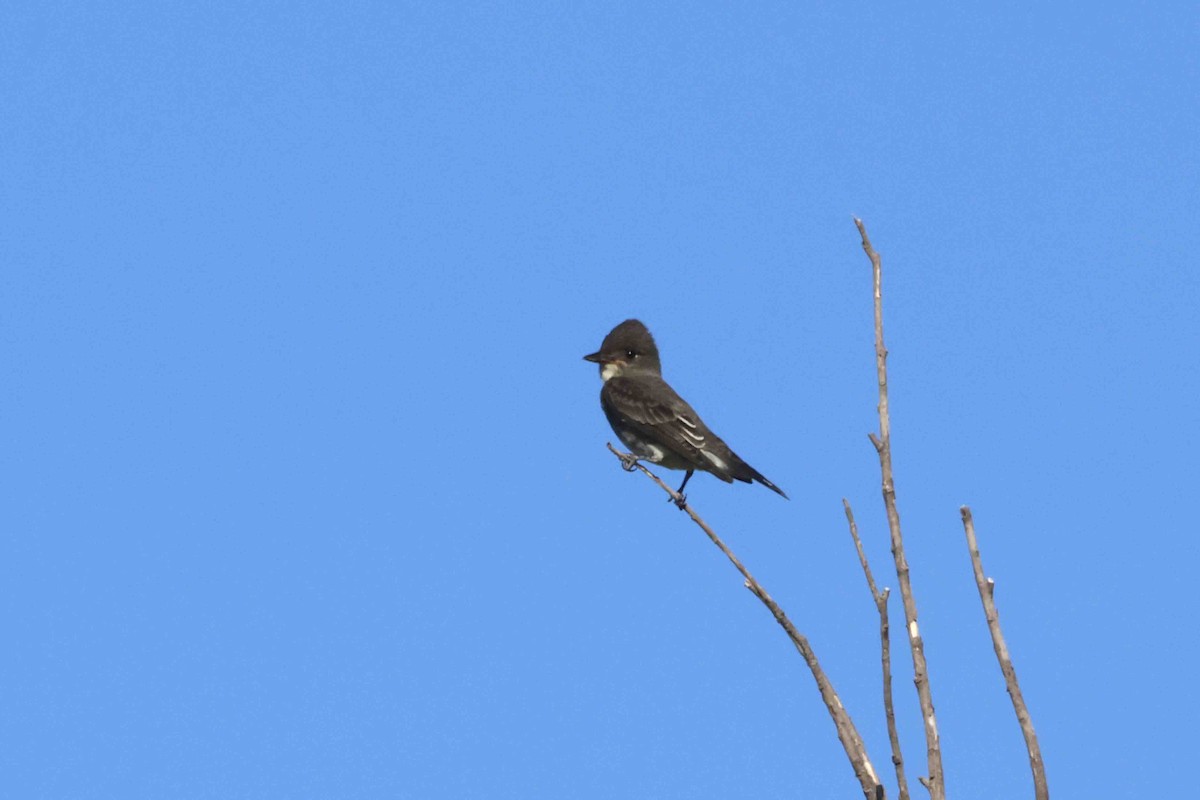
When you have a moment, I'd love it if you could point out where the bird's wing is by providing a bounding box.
[601,377,738,480]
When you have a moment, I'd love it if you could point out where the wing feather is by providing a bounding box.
[600,377,735,478]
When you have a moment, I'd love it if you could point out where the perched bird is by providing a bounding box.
[583,319,787,504]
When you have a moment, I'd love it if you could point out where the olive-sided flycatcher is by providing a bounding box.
[584,319,787,502]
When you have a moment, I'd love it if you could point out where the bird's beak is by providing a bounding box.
[583,351,604,363]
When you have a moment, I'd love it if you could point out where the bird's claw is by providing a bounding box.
[618,452,639,472]
[671,493,687,510]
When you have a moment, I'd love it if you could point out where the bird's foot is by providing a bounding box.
[670,493,687,510]
[617,452,640,472]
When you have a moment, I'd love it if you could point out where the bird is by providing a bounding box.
[583,319,788,505]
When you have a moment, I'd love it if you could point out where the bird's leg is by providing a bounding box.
[617,451,640,471]
[670,470,694,509]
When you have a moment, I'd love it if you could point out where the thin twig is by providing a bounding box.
[844,499,911,800]
[960,506,1049,800]
[854,218,945,799]
[606,443,885,800]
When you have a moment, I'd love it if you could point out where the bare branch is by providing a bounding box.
[844,499,911,800]
[854,217,945,799]
[606,443,885,800]
[960,506,1049,800]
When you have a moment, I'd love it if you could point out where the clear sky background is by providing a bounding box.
[3,3,1197,798]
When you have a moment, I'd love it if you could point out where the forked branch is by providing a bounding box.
[854,218,945,798]
[606,443,885,800]
[844,499,911,800]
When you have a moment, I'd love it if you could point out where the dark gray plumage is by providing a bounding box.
[584,319,788,501]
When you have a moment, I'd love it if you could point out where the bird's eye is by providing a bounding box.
[624,348,637,358]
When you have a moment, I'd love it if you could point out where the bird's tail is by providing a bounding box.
[750,469,789,499]
[729,453,788,499]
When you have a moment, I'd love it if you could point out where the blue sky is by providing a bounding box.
[3,3,1197,797]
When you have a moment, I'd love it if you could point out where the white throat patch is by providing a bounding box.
[600,363,622,382]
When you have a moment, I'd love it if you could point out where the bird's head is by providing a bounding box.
[583,319,662,381]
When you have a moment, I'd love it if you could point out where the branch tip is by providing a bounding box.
[962,509,1048,799]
